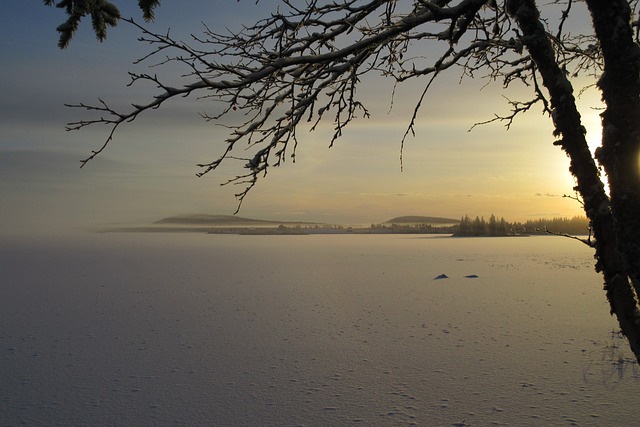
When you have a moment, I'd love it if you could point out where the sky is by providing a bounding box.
[1,1,602,235]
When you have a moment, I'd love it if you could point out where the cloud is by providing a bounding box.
[0,149,165,234]
[535,192,562,198]
[0,149,127,185]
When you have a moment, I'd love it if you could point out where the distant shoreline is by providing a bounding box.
[100,224,456,235]
[100,225,541,237]
[99,213,588,237]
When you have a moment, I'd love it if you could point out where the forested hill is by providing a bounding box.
[154,214,320,226]
[155,214,278,225]
[385,216,460,224]
[156,214,460,227]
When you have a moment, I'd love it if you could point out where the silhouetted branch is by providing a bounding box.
[44,0,160,48]
[543,226,595,247]
[68,1,603,206]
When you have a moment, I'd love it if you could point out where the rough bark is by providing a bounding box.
[507,0,640,362]
[586,0,640,302]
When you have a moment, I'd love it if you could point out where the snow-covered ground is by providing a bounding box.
[1,233,636,425]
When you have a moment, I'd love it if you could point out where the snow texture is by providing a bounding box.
[0,233,637,426]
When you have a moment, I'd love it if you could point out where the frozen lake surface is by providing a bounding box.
[1,233,638,425]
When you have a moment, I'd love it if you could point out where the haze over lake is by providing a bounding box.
[1,233,637,426]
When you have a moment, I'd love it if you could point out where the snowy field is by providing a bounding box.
[1,233,638,426]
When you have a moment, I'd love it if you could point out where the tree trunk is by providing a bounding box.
[507,0,640,362]
[586,0,640,301]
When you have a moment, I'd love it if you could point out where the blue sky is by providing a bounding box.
[1,2,598,234]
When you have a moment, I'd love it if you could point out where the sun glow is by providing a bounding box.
[582,112,613,196]
[583,116,602,157]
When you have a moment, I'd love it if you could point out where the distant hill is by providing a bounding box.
[385,215,459,224]
[154,214,316,226]
[154,213,460,227]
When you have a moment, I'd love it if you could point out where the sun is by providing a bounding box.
[549,106,610,198]
[573,85,604,148]
[581,112,615,196]
[583,117,602,157]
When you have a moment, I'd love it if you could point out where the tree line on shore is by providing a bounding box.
[454,214,590,237]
